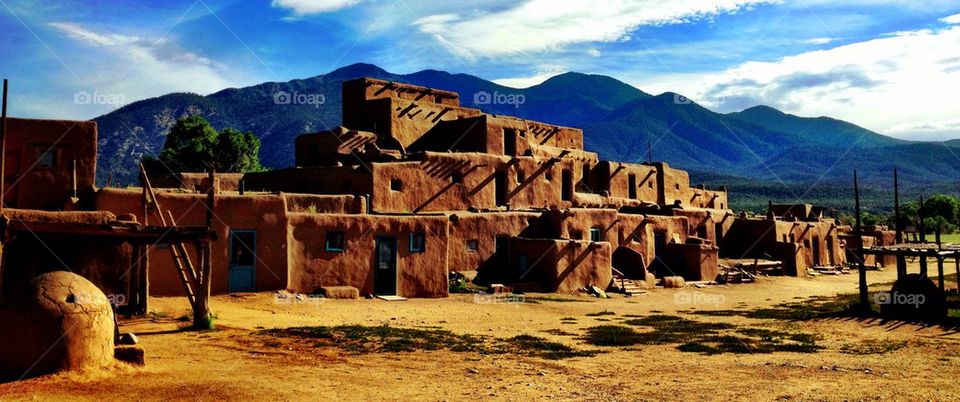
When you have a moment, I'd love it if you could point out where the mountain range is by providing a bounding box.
[92,63,960,211]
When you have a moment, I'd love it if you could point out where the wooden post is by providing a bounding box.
[854,170,868,308]
[894,168,902,244]
[194,166,216,328]
[955,257,959,295]
[1,79,8,210]
[937,256,945,293]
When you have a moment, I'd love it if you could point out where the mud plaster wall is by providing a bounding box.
[357,97,482,150]
[370,153,565,213]
[615,214,689,270]
[295,130,377,167]
[541,208,619,242]
[510,238,612,292]
[95,188,289,295]
[595,161,659,203]
[446,211,540,279]
[149,173,244,193]
[285,213,449,297]
[4,118,97,210]
[244,166,374,196]
[282,193,365,214]
[0,235,132,302]
[663,243,719,281]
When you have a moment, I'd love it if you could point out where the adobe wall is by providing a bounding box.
[539,208,619,241]
[295,128,377,167]
[282,193,366,214]
[4,118,98,210]
[351,97,483,150]
[510,238,612,292]
[594,161,659,203]
[285,213,449,297]
[244,165,374,195]
[652,162,691,206]
[663,243,719,281]
[369,152,565,213]
[445,211,540,281]
[95,188,289,295]
[149,172,244,193]
[840,234,878,267]
[616,213,689,274]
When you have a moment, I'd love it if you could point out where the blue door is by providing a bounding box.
[229,230,256,292]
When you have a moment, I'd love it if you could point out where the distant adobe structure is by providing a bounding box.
[3,78,858,303]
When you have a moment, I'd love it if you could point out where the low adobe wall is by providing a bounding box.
[285,213,449,298]
[510,238,612,293]
[95,188,289,295]
[446,211,540,282]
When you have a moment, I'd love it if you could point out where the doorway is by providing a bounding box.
[495,170,507,206]
[228,230,257,292]
[561,170,573,201]
[374,236,398,295]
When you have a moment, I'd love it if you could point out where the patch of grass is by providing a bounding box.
[589,314,821,355]
[523,296,593,303]
[260,325,600,360]
[840,340,908,355]
[586,310,616,317]
[584,325,645,346]
[541,329,577,336]
[504,335,601,360]
[147,311,170,320]
[688,293,868,321]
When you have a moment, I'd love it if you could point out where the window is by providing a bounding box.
[589,227,603,242]
[571,230,583,240]
[466,239,479,252]
[451,173,463,184]
[648,181,654,188]
[390,179,403,191]
[410,232,426,253]
[675,183,681,190]
[516,170,525,184]
[325,231,345,252]
[37,150,57,168]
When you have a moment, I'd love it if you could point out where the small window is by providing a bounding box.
[433,95,443,103]
[410,232,426,252]
[571,230,583,240]
[325,231,345,252]
[589,227,603,242]
[390,179,403,191]
[517,170,525,184]
[466,239,479,252]
[37,150,57,168]
[675,183,680,190]
[545,171,553,181]
[451,173,463,184]
[648,181,654,188]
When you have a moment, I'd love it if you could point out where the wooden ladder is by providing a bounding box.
[140,164,201,311]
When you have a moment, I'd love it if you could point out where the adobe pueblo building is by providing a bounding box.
[1,78,858,304]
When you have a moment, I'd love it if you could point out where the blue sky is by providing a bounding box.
[2,0,959,140]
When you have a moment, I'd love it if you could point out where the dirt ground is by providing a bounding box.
[3,265,960,401]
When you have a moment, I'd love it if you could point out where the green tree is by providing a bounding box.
[145,116,263,173]
[921,194,960,226]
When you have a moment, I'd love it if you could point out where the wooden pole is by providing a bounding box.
[919,196,927,276]
[854,170,868,308]
[894,168,901,243]
[1,79,8,210]
[955,257,959,295]
[194,166,216,328]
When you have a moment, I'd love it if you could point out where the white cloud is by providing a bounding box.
[271,0,361,15]
[413,0,776,59]
[941,13,960,24]
[802,37,835,45]
[493,70,566,88]
[587,48,602,57]
[49,22,237,113]
[887,119,960,141]
[678,25,960,140]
